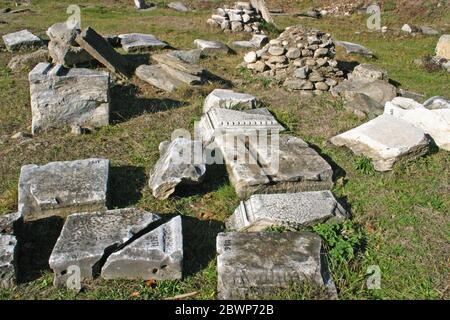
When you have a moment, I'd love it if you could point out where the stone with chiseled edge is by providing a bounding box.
[216,231,336,299]
[330,114,430,171]
[49,208,161,287]
[0,235,17,289]
[227,191,348,231]
[203,89,257,113]
[29,63,110,134]
[18,158,109,222]
[149,138,206,200]
[194,39,230,54]
[216,134,333,199]
[196,108,284,145]
[119,33,168,53]
[101,216,183,280]
[2,29,42,52]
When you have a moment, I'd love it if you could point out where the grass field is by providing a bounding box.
[0,0,449,300]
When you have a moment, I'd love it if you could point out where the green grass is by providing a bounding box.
[0,0,449,300]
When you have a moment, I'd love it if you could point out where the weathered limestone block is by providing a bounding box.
[436,35,450,59]
[29,63,110,134]
[152,53,204,75]
[0,235,17,289]
[226,191,348,231]
[18,158,109,222]
[0,212,21,235]
[167,49,202,64]
[2,29,42,52]
[76,27,130,78]
[423,96,450,110]
[385,98,450,151]
[119,33,168,52]
[49,208,161,287]
[194,39,230,54]
[332,79,397,106]
[331,114,430,171]
[149,138,206,200]
[167,2,189,12]
[196,108,284,145]
[348,64,388,82]
[102,216,183,280]
[135,64,183,92]
[218,134,333,198]
[203,89,257,113]
[335,40,373,57]
[217,231,336,299]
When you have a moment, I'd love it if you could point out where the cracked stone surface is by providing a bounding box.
[49,208,161,287]
[331,114,430,171]
[102,216,183,280]
[29,63,110,134]
[2,29,42,52]
[0,235,17,289]
[18,158,109,222]
[203,89,257,113]
[226,191,348,231]
[149,138,206,200]
[119,33,168,52]
[217,231,336,299]
[216,134,333,198]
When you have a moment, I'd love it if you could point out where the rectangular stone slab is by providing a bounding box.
[226,191,348,231]
[216,134,333,199]
[29,63,110,134]
[2,29,42,52]
[160,63,202,85]
[216,231,336,299]
[49,208,161,287]
[0,235,17,289]
[76,27,130,79]
[135,64,184,93]
[18,158,110,222]
[331,114,430,171]
[101,216,183,280]
[119,33,168,53]
[203,89,257,113]
[152,53,204,75]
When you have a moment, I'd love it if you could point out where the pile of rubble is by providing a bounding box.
[242,25,344,92]
[207,2,267,34]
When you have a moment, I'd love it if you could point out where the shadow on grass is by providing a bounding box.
[108,165,147,209]
[16,216,64,284]
[308,143,347,183]
[110,83,186,123]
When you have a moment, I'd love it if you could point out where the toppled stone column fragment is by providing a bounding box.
[29,63,110,134]
[331,114,430,171]
[2,29,42,52]
[217,231,336,299]
[18,158,110,222]
[102,215,183,280]
[203,89,257,113]
[76,27,130,78]
[227,191,348,231]
[49,208,161,287]
[149,138,206,200]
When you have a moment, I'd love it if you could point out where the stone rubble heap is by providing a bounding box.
[242,25,344,92]
[207,2,266,34]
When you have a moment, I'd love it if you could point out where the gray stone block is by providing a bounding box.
[2,29,42,52]
[119,33,168,53]
[18,158,109,222]
[203,89,257,113]
[0,235,17,289]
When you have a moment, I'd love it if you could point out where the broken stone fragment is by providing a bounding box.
[335,40,373,57]
[101,215,183,280]
[167,49,202,64]
[167,2,189,12]
[49,208,161,288]
[348,64,388,82]
[0,212,21,235]
[331,114,430,171]
[152,53,204,75]
[7,49,49,72]
[212,132,333,199]
[436,34,450,59]
[2,29,42,52]
[203,89,257,113]
[76,27,130,78]
[149,138,206,200]
[119,33,168,53]
[196,107,284,145]
[194,39,230,54]
[217,231,336,299]
[227,191,348,231]
[0,235,17,289]
[29,63,110,134]
[385,98,450,151]
[18,158,110,222]
[423,96,450,110]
